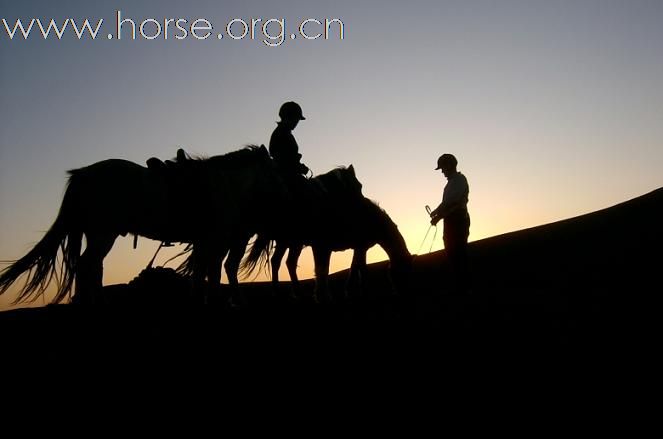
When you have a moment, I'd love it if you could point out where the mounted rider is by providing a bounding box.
[269,101,310,182]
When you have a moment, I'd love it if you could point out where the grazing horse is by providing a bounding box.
[177,165,366,302]
[266,164,365,293]
[0,145,287,305]
[243,195,413,302]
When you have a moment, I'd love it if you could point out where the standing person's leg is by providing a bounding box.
[456,218,470,292]
[443,218,469,294]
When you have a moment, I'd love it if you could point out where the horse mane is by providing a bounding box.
[313,166,362,197]
[370,197,411,256]
[65,145,270,178]
[202,144,270,170]
[365,198,399,229]
[315,166,348,181]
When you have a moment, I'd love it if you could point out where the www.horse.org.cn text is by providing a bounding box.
[1,10,345,47]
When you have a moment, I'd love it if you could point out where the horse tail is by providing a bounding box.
[174,244,195,277]
[0,177,83,305]
[240,234,272,277]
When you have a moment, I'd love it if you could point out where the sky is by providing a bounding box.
[1,0,662,310]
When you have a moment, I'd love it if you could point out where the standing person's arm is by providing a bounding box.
[430,175,468,222]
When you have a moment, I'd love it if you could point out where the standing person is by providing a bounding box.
[429,153,471,293]
[269,101,310,178]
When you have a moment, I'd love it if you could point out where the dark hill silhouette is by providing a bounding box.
[2,187,661,365]
[416,186,662,294]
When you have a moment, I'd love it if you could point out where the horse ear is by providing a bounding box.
[348,164,355,174]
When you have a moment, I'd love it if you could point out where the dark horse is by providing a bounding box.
[257,165,364,295]
[0,145,287,305]
[177,165,369,301]
[242,194,413,302]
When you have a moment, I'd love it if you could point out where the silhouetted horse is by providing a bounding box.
[177,165,367,303]
[243,196,412,302]
[0,145,287,305]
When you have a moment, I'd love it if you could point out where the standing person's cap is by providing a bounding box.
[435,154,457,170]
[279,101,306,121]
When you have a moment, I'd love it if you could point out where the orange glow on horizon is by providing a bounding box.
[0,207,537,312]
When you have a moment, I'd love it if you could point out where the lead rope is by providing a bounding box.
[417,224,434,254]
[429,223,438,253]
[416,205,439,254]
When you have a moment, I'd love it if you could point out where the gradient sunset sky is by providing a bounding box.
[2,0,662,310]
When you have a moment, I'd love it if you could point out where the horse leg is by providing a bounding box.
[285,243,303,299]
[189,243,208,302]
[224,247,240,289]
[205,249,224,305]
[312,246,332,303]
[225,237,248,307]
[271,240,287,293]
[347,248,367,299]
[269,241,288,298]
[74,232,117,305]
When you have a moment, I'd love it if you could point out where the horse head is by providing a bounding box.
[344,164,363,196]
[389,252,414,294]
[314,164,364,200]
[364,200,412,294]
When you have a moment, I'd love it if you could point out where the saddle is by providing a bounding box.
[145,148,198,242]
[146,148,190,171]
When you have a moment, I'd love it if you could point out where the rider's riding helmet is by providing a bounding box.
[435,153,457,170]
[279,101,306,121]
